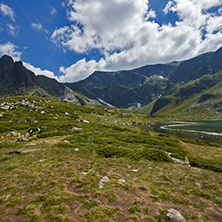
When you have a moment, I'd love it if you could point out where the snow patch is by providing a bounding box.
[97,98,115,108]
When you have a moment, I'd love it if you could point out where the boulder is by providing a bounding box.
[167,209,187,222]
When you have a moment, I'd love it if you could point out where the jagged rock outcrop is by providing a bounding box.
[0,55,91,105]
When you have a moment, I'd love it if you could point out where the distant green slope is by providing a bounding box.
[150,71,222,119]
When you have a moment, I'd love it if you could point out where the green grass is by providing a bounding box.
[0,96,222,221]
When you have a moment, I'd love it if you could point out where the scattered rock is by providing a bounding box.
[195,182,201,188]
[75,148,79,151]
[118,179,126,184]
[28,127,41,135]
[41,111,45,114]
[99,176,110,188]
[1,105,10,110]
[72,127,82,131]
[11,131,21,137]
[82,119,90,123]
[17,137,29,142]
[167,209,187,222]
[165,152,190,166]
[0,114,3,118]
[29,143,36,146]
[131,169,139,172]
[21,149,41,153]
[24,132,30,137]
[39,159,46,162]
[65,112,69,115]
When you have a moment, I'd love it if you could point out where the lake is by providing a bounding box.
[143,120,222,144]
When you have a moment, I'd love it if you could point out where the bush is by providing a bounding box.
[188,156,222,172]
[143,148,172,162]
[97,146,128,158]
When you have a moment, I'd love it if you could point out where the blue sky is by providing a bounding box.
[0,0,222,82]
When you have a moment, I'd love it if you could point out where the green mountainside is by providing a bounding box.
[149,47,222,118]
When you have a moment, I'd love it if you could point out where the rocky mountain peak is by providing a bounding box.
[0,55,14,70]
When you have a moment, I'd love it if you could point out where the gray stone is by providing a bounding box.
[99,176,110,188]
[11,131,21,137]
[118,179,126,184]
[72,127,82,131]
[165,152,190,166]
[25,133,30,137]
[167,209,187,222]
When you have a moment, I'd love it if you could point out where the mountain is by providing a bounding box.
[149,47,222,118]
[65,63,179,108]
[66,47,222,118]
[1,46,222,118]
[0,55,95,105]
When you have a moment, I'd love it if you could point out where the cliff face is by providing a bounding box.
[0,55,88,104]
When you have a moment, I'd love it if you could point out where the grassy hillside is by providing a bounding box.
[145,71,222,119]
[0,96,222,221]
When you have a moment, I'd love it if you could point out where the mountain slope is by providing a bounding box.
[66,47,222,112]
[0,55,94,105]
[149,47,222,116]
[66,63,178,108]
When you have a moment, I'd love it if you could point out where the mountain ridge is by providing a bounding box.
[66,46,222,113]
[0,55,97,105]
[1,46,222,118]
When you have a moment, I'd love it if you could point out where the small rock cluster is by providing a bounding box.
[0,98,51,111]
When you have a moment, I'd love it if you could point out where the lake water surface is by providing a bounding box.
[144,120,222,144]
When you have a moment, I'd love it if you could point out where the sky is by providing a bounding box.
[0,0,222,83]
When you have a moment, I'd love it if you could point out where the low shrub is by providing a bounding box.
[188,156,222,172]
[143,147,173,162]
[97,146,128,158]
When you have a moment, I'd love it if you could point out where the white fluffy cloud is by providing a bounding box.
[23,62,58,81]
[0,42,21,61]
[0,4,15,22]
[59,58,106,82]
[52,0,222,82]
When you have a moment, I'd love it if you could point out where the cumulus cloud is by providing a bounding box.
[23,62,58,81]
[52,0,222,82]
[59,58,106,82]
[0,4,15,22]
[0,42,22,61]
